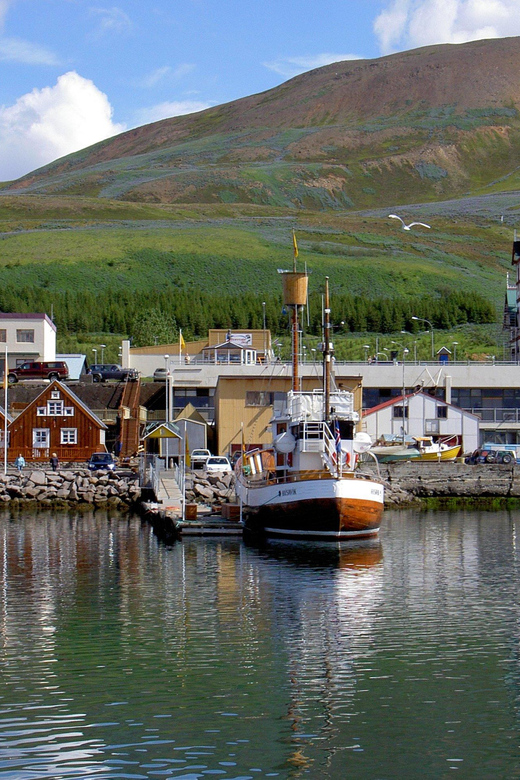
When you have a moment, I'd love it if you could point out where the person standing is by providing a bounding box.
[14,454,25,473]
[50,453,59,471]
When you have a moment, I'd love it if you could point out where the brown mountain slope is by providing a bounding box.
[6,36,520,209]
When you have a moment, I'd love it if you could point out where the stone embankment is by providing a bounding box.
[187,472,236,506]
[378,462,520,506]
[0,469,141,506]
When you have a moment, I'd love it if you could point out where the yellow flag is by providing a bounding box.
[180,330,186,349]
[292,230,298,258]
[185,431,190,468]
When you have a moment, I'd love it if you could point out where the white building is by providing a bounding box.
[363,392,479,454]
[0,313,56,374]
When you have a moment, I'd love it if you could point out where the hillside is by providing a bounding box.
[4,36,520,210]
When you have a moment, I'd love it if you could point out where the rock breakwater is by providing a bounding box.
[0,469,141,506]
[187,472,236,506]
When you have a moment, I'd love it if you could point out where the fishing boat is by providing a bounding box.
[235,263,384,540]
[413,436,461,461]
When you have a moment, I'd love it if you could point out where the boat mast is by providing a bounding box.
[280,233,308,394]
[323,276,332,421]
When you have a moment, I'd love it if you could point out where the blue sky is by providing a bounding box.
[1,0,519,181]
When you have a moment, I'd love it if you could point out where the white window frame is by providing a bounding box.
[47,401,64,416]
[51,391,61,400]
[64,407,74,416]
[60,428,77,445]
[37,407,46,416]
[32,428,50,448]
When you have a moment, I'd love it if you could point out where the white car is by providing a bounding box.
[191,448,211,469]
[205,456,232,474]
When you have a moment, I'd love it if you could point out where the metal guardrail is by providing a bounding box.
[465,407,520,423]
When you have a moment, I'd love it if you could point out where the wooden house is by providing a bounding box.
[8,381,107,462]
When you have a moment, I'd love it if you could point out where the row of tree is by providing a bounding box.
[0,284,496,345]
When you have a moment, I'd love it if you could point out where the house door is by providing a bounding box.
[32,428,50,458]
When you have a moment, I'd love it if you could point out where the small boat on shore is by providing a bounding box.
[414,436,461,461]
[235,263,384,540]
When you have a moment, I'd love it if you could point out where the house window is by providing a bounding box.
[36,407,46,416]
[64,407,74,416]
[47,401,64,416]
[246,391,274,407]
[393,405,408,418]
[16,329,34,343]
[0,330,5,343]
[51,391,61,400]
[61,428,77,445]
[32,428,50,448]
[425,419,440,434]
[436,405,448,419]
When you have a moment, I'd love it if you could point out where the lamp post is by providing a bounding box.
[401,348,409,441]
[302,345,307,363]
[92,347,97,364]
[164,355,170,423]
[452,341,458,362]
[100,344,106,363]
[401,330,418,363]
[412,316,434,360]
[363,344,370,363]
[311,348,316,364]
[262,301,266,358]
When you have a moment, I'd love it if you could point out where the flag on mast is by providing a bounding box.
[292,230,298,259]
[179,329,186,349]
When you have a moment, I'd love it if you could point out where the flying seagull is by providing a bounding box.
[388,214,431,231]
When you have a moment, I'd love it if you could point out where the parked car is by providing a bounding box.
[89,364,139,382]
[465,448,516,465]
[8,361,69,383]
[87,452,116,471]
[205,455,232,474]
[153,367,167,381]
[190,448,211,469]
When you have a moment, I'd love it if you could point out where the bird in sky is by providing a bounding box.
[388,214,431,230]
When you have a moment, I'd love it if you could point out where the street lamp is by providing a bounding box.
[302,345,307,363]
[100,344,106,363]
[262,301,266,357]
[401,330,418,363]
[452,341,458,362]
[363,344,370,362]
[401,348,410,441]
[92,347,97,364]
[411,316,434,360]
[164,354,170,423]
[311,348,316,364]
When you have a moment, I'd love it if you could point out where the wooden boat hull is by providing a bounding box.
[238,476,384,540]
[418,445,461,461]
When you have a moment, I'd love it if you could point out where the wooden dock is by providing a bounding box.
[141,501,243,540]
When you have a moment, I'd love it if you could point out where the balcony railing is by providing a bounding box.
[464,407,520,423]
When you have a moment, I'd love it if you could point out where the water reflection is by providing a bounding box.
[0,508,519,778]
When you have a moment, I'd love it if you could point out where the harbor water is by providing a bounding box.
[1,507,520,779]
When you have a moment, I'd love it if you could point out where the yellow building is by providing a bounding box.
[215,374,363,457]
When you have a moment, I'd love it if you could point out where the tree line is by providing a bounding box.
[0,284,496,345]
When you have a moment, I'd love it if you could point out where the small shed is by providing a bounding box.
[436,346,452,365]
[201,340,257,365]
[142,421,182,466]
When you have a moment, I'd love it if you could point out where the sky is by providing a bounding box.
[1,0,520,181]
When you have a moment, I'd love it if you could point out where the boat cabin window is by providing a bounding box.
[336,420,354,440]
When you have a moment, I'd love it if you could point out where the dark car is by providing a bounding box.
[87,452,116,471]
[465,448,515,465]
[8,361,69,383]
[89,364,139,382]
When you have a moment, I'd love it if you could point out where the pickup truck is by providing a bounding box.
[190,448,211,469]
[89,364,139,382]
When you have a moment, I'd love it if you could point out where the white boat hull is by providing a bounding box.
[236,474,384,540]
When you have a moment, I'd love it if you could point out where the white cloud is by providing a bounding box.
[88,6,132,38]
[0,36,60,64]
[132,99,211,126]
[263,52,362,78]
[0,71,125,181]
[374,0,520,53]
[0,0,10,30]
